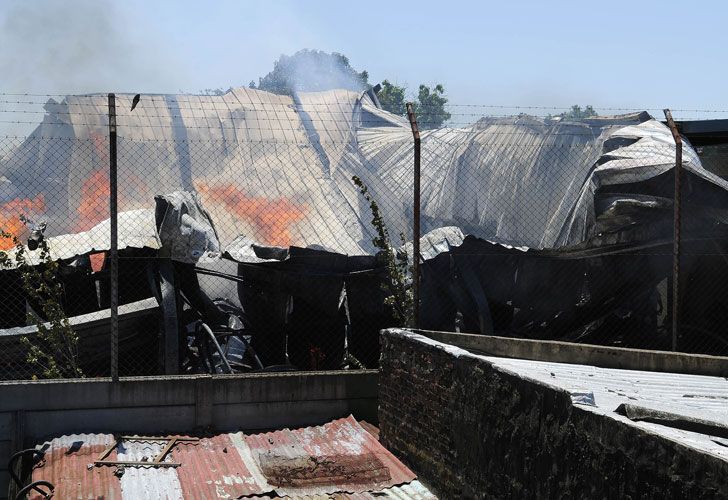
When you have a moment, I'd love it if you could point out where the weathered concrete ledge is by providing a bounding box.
[0,370,378,497]
[379,328,728,499]
[419,329,728,377]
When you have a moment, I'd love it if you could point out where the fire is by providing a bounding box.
[75,164,147,272]
[76,169,111,232]
[0,196,46,251]
[76,169,115,272]
[196,182,307,247]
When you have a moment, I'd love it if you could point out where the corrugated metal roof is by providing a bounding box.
[29,433,120,500]
[243,480,436,499]
[3,86,717,258]
[28,416,427,499]
[243,415,414,497]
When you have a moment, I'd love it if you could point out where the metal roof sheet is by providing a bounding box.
[243,415,415,497]
[1,208,160,269]
[243,480,436,499]
[28,416,425,499]
[3,86,718,258]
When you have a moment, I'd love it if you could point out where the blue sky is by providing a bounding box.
[1,0,727,129]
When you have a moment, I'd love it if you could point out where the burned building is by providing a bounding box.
[1,87,727,379]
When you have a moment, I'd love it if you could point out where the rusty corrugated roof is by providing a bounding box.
[28,416,426,499]
[243,480,436,499]
[29,433,121,500]
[243,415,414,497]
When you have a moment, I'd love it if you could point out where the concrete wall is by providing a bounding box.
[421,329,728,377]
[378,329,728,499]
[0,370,378,498]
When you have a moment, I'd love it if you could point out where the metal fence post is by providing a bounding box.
[406,103,421,329]
[663,109,682,352]
[108,93,119,380]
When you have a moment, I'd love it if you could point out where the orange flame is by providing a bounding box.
[75,162,147,271]
[0,196,46,250]
[76,169,112,272]
[196,182,307,247]
[76,169,111,232]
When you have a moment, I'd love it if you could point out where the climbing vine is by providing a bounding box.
[0,220,82,379]
[353,176,413,327]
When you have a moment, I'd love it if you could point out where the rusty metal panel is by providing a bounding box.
[172,433,269,498]
[24,417,423,499]
[30,433,121,500]
[244,415,415,497]
[244,480,437,499]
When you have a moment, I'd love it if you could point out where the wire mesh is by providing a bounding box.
[1,92,728,381]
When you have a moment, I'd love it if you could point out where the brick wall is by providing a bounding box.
[378,329,728,499]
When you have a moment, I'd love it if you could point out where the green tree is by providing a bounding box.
[352,176,413,327]
[561,105,598,120]
[414,84,452,129]
[256,49,370,96]
[375,82,451,129]
[377,80,406,116]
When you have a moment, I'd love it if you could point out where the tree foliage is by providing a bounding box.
[0,221,82,379]
[377,80,407,116]
[376,81,451,129]
[560,105,598,120]
[255,49,369,96]
[352,176,413,327]
[414,84,452,129]
[248,49,451,129]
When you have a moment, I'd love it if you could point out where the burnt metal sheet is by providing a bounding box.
[26,417,422,499]
[0,298,159,379]
[243,415,415,497]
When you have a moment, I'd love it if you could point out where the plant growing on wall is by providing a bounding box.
[352,176,413,327]
[0,220,82,379]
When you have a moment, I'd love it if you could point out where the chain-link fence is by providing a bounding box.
[1,91,728,381]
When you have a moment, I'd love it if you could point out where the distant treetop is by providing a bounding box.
[198,49,452,129]
[253,49,370,96]
[560,105,598,120]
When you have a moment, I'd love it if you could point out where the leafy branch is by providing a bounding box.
[0,220,82,379]
[352,176,413,327]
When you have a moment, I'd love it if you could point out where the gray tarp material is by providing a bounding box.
[154,191,220,263]
[1,87,724,256]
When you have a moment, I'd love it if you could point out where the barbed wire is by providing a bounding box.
[0,93,727,114]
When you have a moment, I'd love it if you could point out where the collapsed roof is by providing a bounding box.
[2,87,725,262]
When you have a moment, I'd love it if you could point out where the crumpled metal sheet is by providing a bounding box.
[4,87,718,257]
[0,208,160,269]
[155,190,220,263]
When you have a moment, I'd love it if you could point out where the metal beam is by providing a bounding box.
[108,93,119,381]
[663,109,682,352]
[406,103,421,329]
